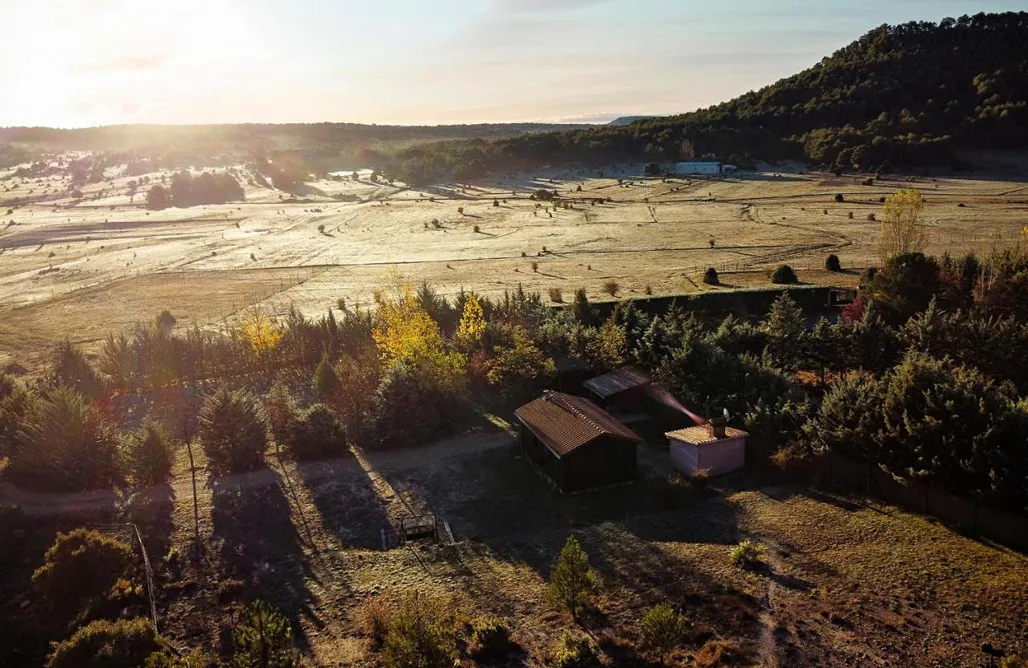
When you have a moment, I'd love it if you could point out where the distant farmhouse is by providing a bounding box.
[674,162,738,175]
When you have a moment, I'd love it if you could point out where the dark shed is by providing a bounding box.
[515,391,642,493]
[582,366,651,412]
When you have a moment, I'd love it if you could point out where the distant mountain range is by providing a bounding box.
[607,116,659,126]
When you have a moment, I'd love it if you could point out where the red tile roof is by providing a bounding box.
[666,425,748,445]
[515,392,643,456]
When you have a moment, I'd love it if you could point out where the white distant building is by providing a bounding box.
[675,161,722,175]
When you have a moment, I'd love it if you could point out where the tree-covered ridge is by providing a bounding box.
[387,12,1028,182]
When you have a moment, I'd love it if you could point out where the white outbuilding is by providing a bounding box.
[674,161,722,175]
[666,420,747,476]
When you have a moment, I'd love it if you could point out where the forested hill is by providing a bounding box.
[388,12,1028,182]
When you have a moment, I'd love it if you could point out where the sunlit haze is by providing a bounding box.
[1,0,1025,127]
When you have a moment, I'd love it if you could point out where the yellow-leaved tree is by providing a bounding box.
[455,293,486,351]
[588,317,627,370]
[373,280,466,393]
[879,189,928,260]
[239,307,284,359]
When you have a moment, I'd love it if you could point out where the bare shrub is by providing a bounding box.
[548,287,563,303]
[355,597,393,649]
[603,281,619,297]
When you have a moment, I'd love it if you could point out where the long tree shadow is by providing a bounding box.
[296,455,390,550]
[123,483,175,569]
[211,470,319,649]
[413,443,743,578]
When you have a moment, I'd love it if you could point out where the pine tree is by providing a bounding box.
[312,353,342,400]
[641,603,688,666]
[547,536,596,622]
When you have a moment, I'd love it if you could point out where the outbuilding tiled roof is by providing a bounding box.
[515,392,642,456]
[666,425,748,446]
[583,366,651,399]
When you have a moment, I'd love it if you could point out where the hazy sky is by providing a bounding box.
[1,0,1023,128]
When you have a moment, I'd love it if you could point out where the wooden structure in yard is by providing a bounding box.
[381,514,454,550]
[666,418,747,476]
[515,391,642,493]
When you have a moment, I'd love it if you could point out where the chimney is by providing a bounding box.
[706,416,727,439]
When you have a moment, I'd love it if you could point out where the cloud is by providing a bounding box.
[491,0,611,13]
[78,55,168,72]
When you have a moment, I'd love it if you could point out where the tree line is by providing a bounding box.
[380,12,1028,183]
[145,170,244,210]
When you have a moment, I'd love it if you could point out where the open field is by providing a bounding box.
[3,419,1026,666]
[2,161,1028,370]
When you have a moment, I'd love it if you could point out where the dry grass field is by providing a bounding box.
[3,418,1026,666]
[2,159,1027,371]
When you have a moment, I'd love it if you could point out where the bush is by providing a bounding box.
[355,597,393,649]
[217,578,244,604]
[33,529,135,621]
[312,353,343,400]
[532,261,539,272]
[198,388,267,477]
[644,162,661,176]
[125,422,175,485]
[473,224,480,233]
[285,403,346,461]
[769,264,798,284]
[231,600,301,668]
[548,287,564,303]
[694,639,745,668]
[46,618,160,668]
[264,383,296,445]
[603,281,619,297]
[859,266,878,287]
[7,387,121,492]
[834,193,844,202]
[690,469,710,488]
[381,592,458,668]
[702,267,719,285]
[548,536,596,621]
[824,254,842,272]
[641,603,688,666]
[549,630,593,668]
[730,540,766,569]
[49,340,103,397]
[468,616,515,662]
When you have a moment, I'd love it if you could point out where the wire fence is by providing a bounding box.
[91,522,159,633]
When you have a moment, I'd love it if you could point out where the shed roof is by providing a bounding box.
[666,425,748,446]
[515,392,642,457]
[583,367,651,399]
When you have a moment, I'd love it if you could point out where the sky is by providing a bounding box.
[0,0,1024,128]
